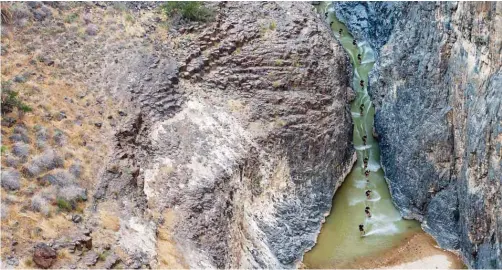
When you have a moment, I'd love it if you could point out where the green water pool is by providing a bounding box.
[302,3,422,268]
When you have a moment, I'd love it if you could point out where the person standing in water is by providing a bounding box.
[353,39,357,46]
[360,103,365,116]
[360,80,364,87]
[365,190,372,199]
[357,54,362,63]
[363,157,368,168]
[362,135,367,145]
[359,224,365,236]
[365,207,372,218]
[365,170,370,178]
[339,28,343,36]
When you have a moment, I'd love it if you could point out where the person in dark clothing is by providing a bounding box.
[363,157,368,168]
[362,135,367,145]
[339,29,343,36]
[330,21,334,28]
[365,207,372,218]
[360,103,365,115]
[353,39,357,46]
[325,12,328,18]
[365,170,370,178]
[360,80,364,87]
[357,54,362,63]
[365,190,372,199]
[359,224,365,236]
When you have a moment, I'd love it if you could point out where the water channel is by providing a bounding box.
[303,3,423,268]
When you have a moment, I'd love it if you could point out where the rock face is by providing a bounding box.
[33,243,57,269]
[93,2,354,268]
[336,2,502,268]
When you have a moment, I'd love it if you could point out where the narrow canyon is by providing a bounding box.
[1,1,500,269]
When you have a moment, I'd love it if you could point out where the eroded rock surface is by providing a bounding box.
[336,2,501,268]
[93,2,354,268]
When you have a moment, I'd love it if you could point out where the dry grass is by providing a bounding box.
[156,209,188,269]
[100,211,121,232]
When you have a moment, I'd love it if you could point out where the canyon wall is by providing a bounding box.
[336,2,502,268]
[1,2,354,268]
[94,2,355,268]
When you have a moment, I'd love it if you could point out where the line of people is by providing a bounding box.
[331,16,373,238]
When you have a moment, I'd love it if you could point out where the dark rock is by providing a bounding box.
[33,243,57,269]
[6,255,19,266]
[2,117,17,127]
[13,74,27,83]
[72,214,82,223]
[27,1,42,9]
[103,253,120,269]
[83,251,99,266]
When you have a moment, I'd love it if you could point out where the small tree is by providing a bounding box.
[1,81,33,117]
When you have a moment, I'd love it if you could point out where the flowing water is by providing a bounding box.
[302,3,422,268]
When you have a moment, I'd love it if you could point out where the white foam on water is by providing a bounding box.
[348,197,366,206]
[367,162,381,172]
[355,145,372,150]
[354,179,370,189]
[366,192,381,202]
[351,112,362,118]
[366,213,401,224]
[364,223,399,236]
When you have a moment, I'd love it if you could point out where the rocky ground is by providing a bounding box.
[336,2,501,268]
[1,1,354,268]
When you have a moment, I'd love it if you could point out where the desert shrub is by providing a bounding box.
[1,169,21,190]
[31,194,51,216]
[58,185,87,202]
[9,133,30,143]
[36,126,48,142]
[69,162,82,179]
[5,155,20,168]
[41,170,76,187]
[160,1,214,22]
[56,197,72,211]
[11,142,30,159]
[64,13,78,24]
[22,149,64,177]
[1,81,33,115]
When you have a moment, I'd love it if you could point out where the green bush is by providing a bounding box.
[56,198,73,211]
[1,81,33,115]
[64,13,79,24]
[161,2,214,22]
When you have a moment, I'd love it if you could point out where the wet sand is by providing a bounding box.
[348,231,466,269]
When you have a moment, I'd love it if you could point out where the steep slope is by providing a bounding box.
[94,2,355,268]
[1,2,355,268]
[336,2,501,268]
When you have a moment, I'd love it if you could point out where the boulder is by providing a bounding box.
[33,243,57,269]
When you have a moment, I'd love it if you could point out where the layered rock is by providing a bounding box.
[336,2,501,268]
[94,2,354,268]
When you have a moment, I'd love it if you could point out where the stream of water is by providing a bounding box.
[302,3,422,268]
